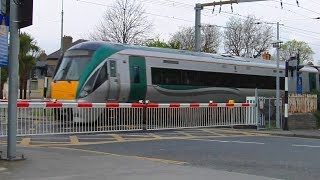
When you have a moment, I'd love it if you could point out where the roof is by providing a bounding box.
[47,39,88,60]
[35,61,46,67]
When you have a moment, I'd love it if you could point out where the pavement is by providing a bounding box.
[0,146,280,180]
[1,128,320,180]
[240,128,320,139]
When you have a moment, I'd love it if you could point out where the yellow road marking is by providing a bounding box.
[29,141,70,144]
[70,135,80,144]
[50,146,188,165]
[148,133,163,139]
[199,129,225,136]
[27,134,266,147]
[206,129,252,136]
[175,131,195,137]
[110,134,125,142]
[77,137,115,140]
[20,138,31,146]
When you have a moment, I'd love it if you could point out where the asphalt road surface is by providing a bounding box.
[1,128,320,180]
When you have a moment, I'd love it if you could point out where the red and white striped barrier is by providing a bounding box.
[146,103,253,108]
[0,102,145,108]
[0,102,254,108]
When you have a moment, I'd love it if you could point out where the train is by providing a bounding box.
[51,41,319,104]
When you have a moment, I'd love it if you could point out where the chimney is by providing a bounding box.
[39,50,47,61]
[63,36,73,53]
[262,51,271,60]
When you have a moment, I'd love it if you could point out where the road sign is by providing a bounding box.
[0,14,8,67]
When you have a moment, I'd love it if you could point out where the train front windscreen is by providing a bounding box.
[51,49,92,100]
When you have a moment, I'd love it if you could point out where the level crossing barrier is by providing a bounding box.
[0,101,257,137]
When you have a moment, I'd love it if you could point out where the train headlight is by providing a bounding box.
[79,90,89,98]
[79,85,92,98]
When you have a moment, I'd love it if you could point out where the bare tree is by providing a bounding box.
[201,25,221,53]
[169,26,195,51]
[224,16,273,58]
[169,24,220,53]
[90,0,153,44]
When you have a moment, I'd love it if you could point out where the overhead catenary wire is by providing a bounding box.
[76,0,320,47]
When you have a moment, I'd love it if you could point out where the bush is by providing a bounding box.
[313,110,320,128]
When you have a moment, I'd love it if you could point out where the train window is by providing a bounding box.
[133,66,140,83]
[94,62,108,90]
[151,67,281,90]
[110,60,117,77]
[152,68,162,84]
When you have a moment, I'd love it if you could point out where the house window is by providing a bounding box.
[30,80,38,90]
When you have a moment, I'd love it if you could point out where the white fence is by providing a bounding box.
[146,103,257,130]
[0,102,257,137]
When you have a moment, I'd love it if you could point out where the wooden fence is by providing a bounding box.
[288,94,317,113]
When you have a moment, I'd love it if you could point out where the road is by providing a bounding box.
[1,128,320,180]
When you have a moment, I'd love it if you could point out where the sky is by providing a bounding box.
[23,0,320,64]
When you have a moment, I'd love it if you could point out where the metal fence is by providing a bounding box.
[0,102,144,136]
[146,103,257,130]
[0,102,257,137]
[247,97,283,129]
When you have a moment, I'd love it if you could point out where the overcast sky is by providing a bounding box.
[23,0,320,63]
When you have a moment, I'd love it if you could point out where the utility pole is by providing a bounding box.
[60,0,64,55]
[7,0,21,160]
[276,22,280,129]
[194,3,203,52]
[194,0,270,52]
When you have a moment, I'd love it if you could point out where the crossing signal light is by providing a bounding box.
[3,0,33,28]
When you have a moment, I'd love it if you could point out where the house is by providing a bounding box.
[2,36,87,99]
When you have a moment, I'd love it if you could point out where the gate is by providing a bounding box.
[0,101,258,137]
[247,97,283,129]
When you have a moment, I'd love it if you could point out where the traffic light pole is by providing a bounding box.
[6,0,23,160]
[283,59,289,130]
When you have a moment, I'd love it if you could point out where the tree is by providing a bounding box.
[280,40,314,63]
[169,26,195,51]
[145,39,171,48]
[224,16,273,58]
[169,24,221,53]
[145,38,181,49]
[90,0,153,44]
[201,25,221,53]
[19,32,40,99]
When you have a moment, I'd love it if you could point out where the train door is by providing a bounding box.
[128,56,147,102]
[108,59,119,101]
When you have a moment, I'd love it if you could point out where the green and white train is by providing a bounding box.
[51,41,319,103]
